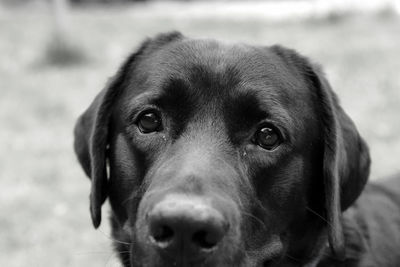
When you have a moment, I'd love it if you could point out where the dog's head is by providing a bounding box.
[74,32,370,267]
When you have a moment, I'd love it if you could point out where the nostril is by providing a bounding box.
[192,220,228,250]
[192,229,218,249]
[150,224,174,244]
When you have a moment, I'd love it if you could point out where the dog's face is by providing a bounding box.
[74,32,370,267]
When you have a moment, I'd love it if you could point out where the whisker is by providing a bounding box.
[306,206,331,226]
[104,250,120,267]
[109,251,133,267]
[241,211,267,230]
[122,188,143,207]
[73,251,114,256]
[283,252,302,263]
[117,250,131,254]
[98,228,132,246]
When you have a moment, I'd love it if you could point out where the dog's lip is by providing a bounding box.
[147,235,219,265]
[246,234,284,265]
[148,234,219,253]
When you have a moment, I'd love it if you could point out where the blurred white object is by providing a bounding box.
[142,0,400,21]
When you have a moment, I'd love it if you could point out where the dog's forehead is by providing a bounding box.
[134,39,311,105]
[123,39,316,132]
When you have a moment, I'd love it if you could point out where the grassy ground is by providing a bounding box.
[1,4,400,266]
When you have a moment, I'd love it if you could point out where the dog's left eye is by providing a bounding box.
[137,112,162,133]
[254,125,281,150]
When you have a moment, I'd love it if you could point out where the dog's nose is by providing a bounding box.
[147,195,228,257]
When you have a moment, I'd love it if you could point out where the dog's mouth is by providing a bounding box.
[129,203,287,267]
[246,234,285,266]
[130,232,285,267]
[131,228,237,267]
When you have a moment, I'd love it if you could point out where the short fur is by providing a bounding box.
[74,32,400,267]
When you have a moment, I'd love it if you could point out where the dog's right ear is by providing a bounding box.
[73,31,183,228]
[270,45,370,260]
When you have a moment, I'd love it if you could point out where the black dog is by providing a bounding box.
[74,32,400,266]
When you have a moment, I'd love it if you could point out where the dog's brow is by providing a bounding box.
[232,90,289,120]
[153,78,193,109]
[226,89,293,138]
[124,92,162,122]
[229,91,267,121]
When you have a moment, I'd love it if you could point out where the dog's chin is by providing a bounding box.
[127,232,287,267]
[130,245,244,267]
[130,246,284,267]
[132,251,223,267]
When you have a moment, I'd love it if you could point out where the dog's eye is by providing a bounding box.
[137,112,162,133]
[254,126,281,150]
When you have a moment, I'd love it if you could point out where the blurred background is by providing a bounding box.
[0,0,399,266]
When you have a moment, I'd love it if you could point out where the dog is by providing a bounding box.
[74,32,400,267]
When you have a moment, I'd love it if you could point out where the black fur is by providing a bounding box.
[74,32,400,267]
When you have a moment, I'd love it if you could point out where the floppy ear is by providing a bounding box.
[310,67,370,259]
[271,46,370,259]
[73,31,183,228]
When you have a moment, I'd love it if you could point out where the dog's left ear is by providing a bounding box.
[270,45,371,259]
[73,53,139,228]
[73,31,184,228]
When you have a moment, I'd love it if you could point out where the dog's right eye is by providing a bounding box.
[137,112,162,133]
[253,125,282,150]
